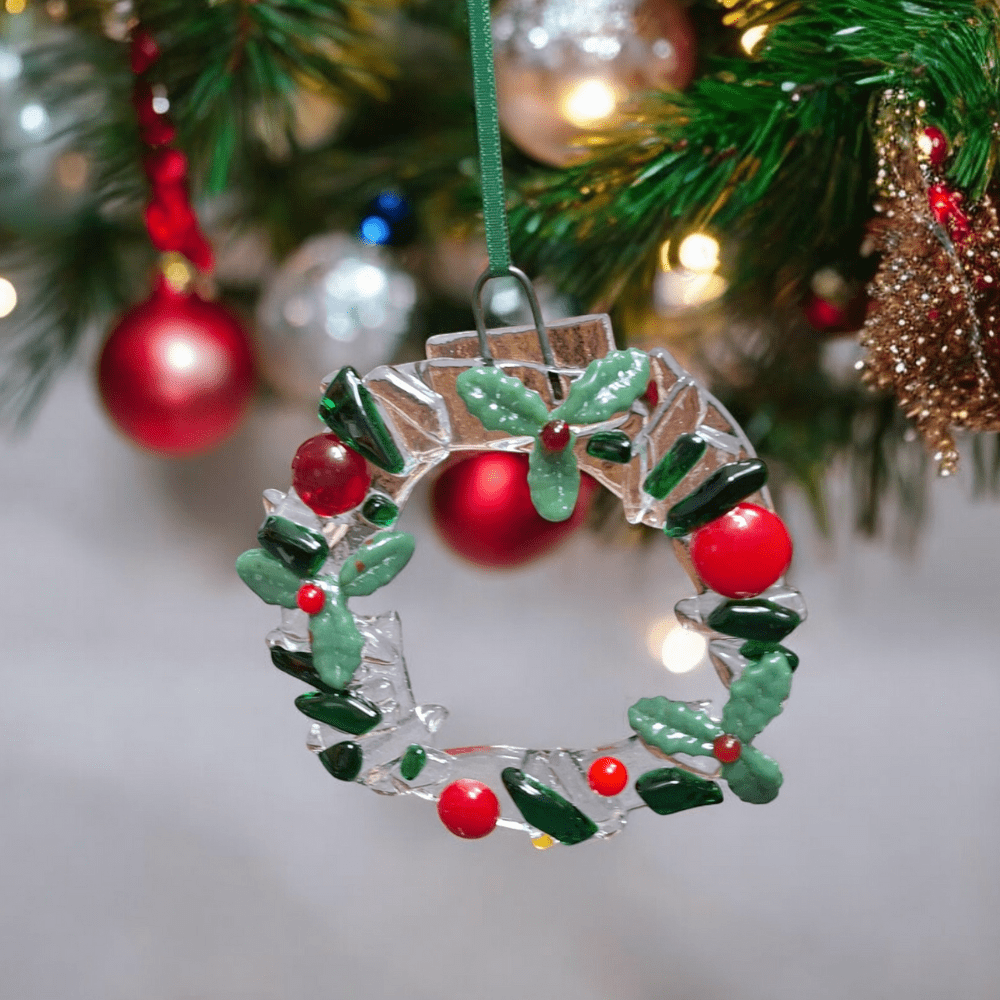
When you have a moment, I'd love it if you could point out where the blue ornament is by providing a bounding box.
[359,189,415,247]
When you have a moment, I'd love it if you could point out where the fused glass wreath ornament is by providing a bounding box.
[236,305,806,844]
[236,0,802,845]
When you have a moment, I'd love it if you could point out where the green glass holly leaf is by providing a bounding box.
[526,433,580,522]
[339,531,416,597]
[235,548,300,608]
[721,651,793,744]
[628,697,721,758]
[455,366,548,437]
[550,349,650,425]
[310,597,367,689]
[721,748,783,804]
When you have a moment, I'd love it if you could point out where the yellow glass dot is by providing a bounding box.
[531,833,555,850]
[5,0,27,14]
[160,253,194,293]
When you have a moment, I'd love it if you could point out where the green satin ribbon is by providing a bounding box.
[465,0,513,277]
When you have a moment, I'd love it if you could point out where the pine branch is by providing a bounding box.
[509,0,1000,307]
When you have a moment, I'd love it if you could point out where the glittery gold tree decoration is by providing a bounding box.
[860,92,1000,475]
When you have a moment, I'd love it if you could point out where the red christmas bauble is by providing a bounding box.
[431,451,598,568]
[437,779,500,839]
[689,502,792,599]
[803,290,867,335]
[291,433,370,517]
[588,756,628,796]
[97,280,256,456]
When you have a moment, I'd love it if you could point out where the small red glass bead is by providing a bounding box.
[644,379,659,408]
[922,126,948,166]
[292,433,370,517]
[144,148,189,188]
[539,419,571,452]
[689,502,792,599]
[296,584,326,615]
[588,756,628,796]
[437,779,500,839]
[713,734,742,764]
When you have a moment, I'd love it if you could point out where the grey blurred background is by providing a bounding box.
[2,368,998,1000]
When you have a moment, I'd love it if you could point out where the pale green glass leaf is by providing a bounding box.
[235,548,299,608]
[339,531,416,597]
[311,599,366,690]
[721,747,783,804]
[456,366,549,436]
[628,696,721,758]
[721,650,793,744]
[527,437,579,522]
[551,348,650,425]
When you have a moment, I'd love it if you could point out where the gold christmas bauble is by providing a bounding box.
[493,0,697,166]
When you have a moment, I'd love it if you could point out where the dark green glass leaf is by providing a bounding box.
[635,767,724,815]
[586,430,632,463]
[501,768,598,845]
[295,690,382,735]
[318,367,405,474]
[338,531,415,597]
[664,459,768,537]
[257,516,328,576]
[269,645,330,691]
[235,548,300,608]
[643,434,706,499]
[707,599,801,642]
[361,494,399,527]
[740,640,799,671]
[399,744,427,781]
[318,741,363,781]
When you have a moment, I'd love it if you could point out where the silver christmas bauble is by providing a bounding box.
[256,234,418,401]
[493,0,697,166]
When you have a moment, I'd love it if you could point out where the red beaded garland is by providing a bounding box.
[689,502,792,599]
[588,756,628,796]
[713,735,742,764]
[291,433,370,517]
[539,419,571,452]
[437,779,500,839]
[296,584,326,615]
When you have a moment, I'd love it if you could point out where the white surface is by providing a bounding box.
[2,371,998,1000]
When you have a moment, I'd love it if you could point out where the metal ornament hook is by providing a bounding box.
[471,266,563,401]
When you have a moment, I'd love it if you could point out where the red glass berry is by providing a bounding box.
[539,419,571,452]
[713,735,742,764]
[644,379,659,408]
[928,183,971,241]
[689,502,792,599]
[292,433,370,517]
[922,126,948,166]
[588,756,628,796]
[296,584,326,615]
[437,779,500,839]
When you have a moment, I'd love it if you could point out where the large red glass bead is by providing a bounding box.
[437,779,500,839]
[689,502,792,599]
[921,126,948,166]
[713,735,742,764]
[292,434,370,516]
[97,280,255,456]
[588,757,628,796]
